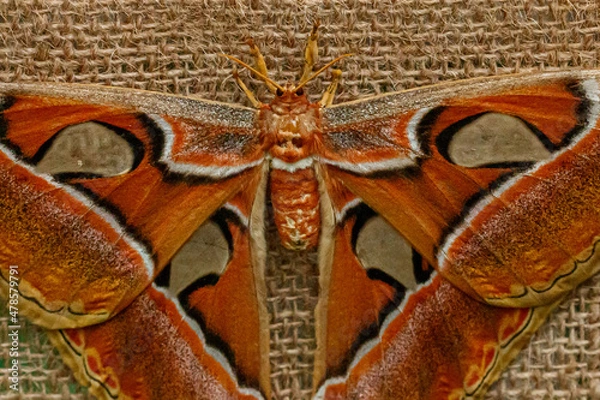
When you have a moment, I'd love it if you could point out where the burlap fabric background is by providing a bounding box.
[1,1,600,399]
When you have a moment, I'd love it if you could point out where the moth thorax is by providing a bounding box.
[261,103,320,163]
[269,167,320,250]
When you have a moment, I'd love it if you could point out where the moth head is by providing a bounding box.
[276,83,306,98]
[269,83,312,113]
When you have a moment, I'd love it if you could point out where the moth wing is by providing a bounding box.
[47,173,272,399]
[315,181,559,399]
[0,83,264,329]
[316,248,558,398]
[48,284,266,400]
[319,71,600,308]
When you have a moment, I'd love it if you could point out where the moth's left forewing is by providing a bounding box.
[320,71,600,306]
[0,83,264,329]
[315,71,600,398]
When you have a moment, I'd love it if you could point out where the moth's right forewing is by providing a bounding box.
[0,83,264,329]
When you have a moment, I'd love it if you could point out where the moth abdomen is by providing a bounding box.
[269,167,320,250]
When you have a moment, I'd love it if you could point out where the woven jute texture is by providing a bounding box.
[1,1,600,399]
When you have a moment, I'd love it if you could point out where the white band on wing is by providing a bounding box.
[319,155,417,174]
[150,114,263,179]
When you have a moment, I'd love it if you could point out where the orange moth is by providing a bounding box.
[0,25,598,399]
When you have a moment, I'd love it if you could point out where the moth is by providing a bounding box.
[1,25,599,400]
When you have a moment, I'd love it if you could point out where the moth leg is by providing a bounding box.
[299,21,320,83]
[232,67,262,107]
[246,38,277,93]
[319,68,342,107]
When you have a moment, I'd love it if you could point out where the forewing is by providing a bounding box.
[0,83,264,329]
[320,71,600,308]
